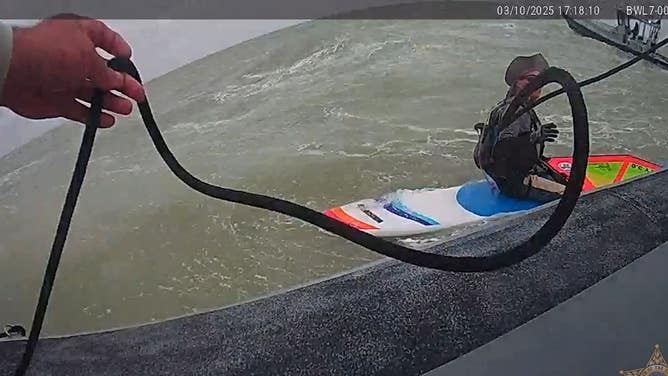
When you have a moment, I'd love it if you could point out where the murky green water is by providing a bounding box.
[1,20,666,336]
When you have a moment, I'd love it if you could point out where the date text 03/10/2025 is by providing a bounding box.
[496,5,601,17]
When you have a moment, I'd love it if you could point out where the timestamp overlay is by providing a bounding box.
[0,0,665,20]
[495,4,603,18]
[490,0,667,19]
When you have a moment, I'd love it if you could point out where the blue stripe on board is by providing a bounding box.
[455,180,542,217]
[383,200,440,226]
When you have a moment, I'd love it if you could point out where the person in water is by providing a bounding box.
[473,53,567,203]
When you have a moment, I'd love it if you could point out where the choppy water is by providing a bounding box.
[1,20,667,336]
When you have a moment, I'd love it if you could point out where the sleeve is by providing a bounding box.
[0,21,14,100]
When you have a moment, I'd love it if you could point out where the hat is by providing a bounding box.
[504,53,549,86]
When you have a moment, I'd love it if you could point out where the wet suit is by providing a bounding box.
[473,93,567,203]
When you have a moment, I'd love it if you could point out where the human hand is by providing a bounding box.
[530,122,559,144]
[0,14,145,128]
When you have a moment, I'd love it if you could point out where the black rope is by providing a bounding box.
[11,60,589,375]
[12,90,103,376]
[112,58,589,273]
[11,25,668,375]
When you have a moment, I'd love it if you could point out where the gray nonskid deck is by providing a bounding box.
[424,240,668,376]
[1,170,666,376]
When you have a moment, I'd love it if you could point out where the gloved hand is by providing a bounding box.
[529,122,559,144]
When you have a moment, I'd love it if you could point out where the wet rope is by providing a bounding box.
[11,89,104,376]
[114,57,591,274]
[11,28,668,376]
[10,58,589,375]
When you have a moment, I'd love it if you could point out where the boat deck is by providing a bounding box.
[427,240,668,376]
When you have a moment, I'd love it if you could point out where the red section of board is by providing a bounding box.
[323,207,378,230]
[613,161,629,184]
